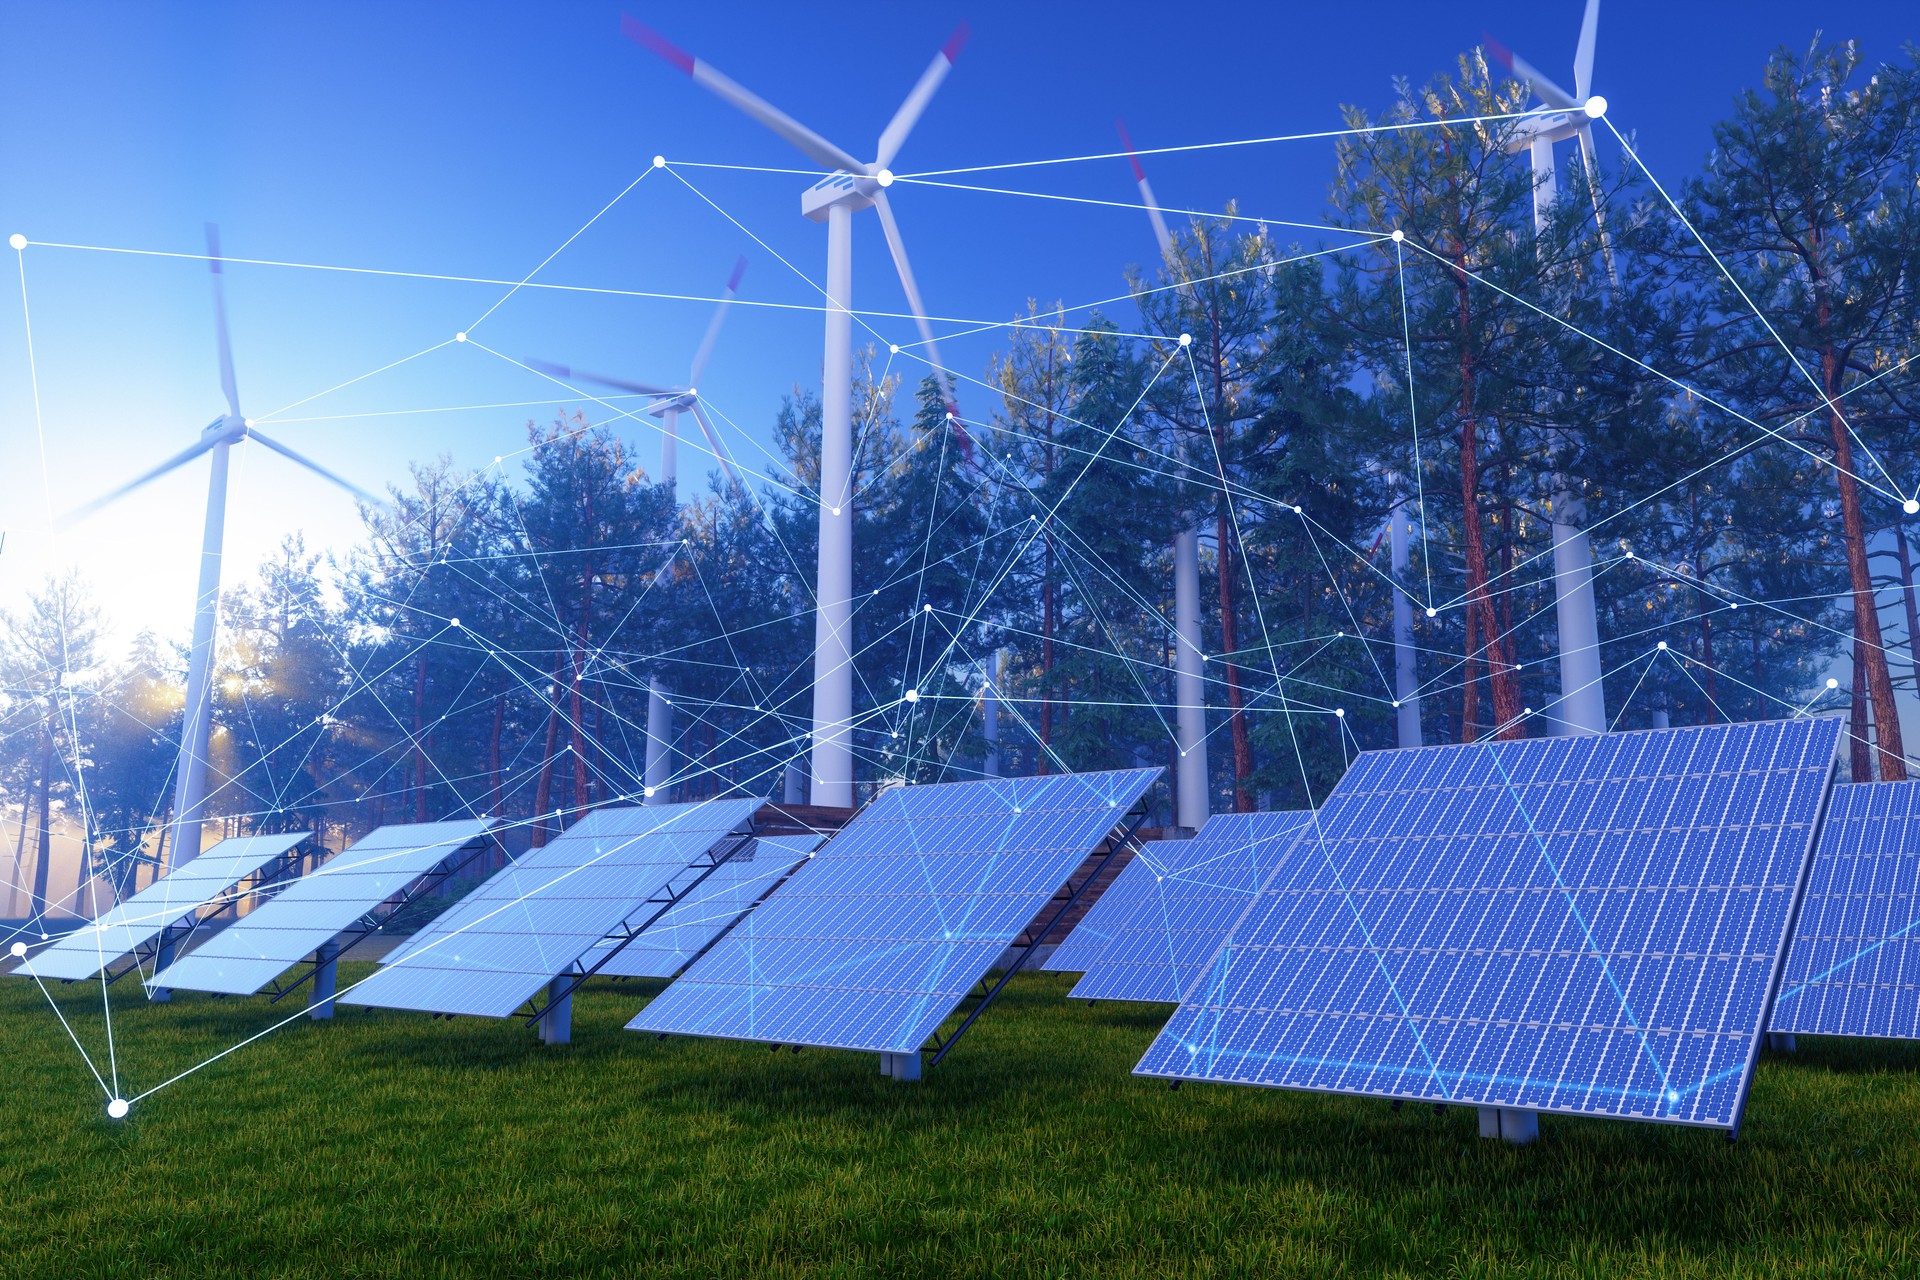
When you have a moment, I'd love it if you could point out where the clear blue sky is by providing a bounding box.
[1,0,1912,648]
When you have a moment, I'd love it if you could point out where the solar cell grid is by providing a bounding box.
[16,833,310,983]
[149,820,497,995]
[1134,718,1841,1131]
[1771,781,1920,1040]
[347,797,763,1017]
[628,769,1161,1056]
[1045,811,1309,1004]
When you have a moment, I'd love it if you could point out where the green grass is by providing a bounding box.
[2,966,1917,1279]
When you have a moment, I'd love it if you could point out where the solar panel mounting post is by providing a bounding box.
[307,941,339,1020]
[1767,1034,1796,1053]
[1478,1107,1539,1144]
[538,976,573,1045]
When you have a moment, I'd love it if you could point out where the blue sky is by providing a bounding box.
[1,0,1912,649]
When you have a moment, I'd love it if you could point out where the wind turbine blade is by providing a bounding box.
[687,256,747,389]
[621,15,866,174]
[1116,119,1195,303]
[244,429,384,507]
[1484,33,1580,111]
[688,401,742,492]
[205,224,241,420]
[870,189,971,461]
[524,359,679,398]
[874,21,970,173]
[1577,124,1619,290]
[1574,0,1600,102]
[60,436,219,526]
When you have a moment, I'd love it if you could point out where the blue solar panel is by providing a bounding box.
[1044,811,1309,1003]
[346,798,763,1018]
[148,820,498,995]
[591,835,821,979]
[15,833,309,982]
[1134,718,1841,1131]
[1771,781,1920,1040]
[628,769,1161,1055]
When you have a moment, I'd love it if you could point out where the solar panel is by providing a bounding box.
[590,834,821,979]
[148,820,498,995]
[1044,810,1309,1003]
[345,798,763,1018]
[1771,781,1920,1041]
[628,768,1161,1057]
[1134,718,1840,1132]
[14,833,310,982]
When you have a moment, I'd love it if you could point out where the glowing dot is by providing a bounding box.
[1657,641,1668,650]
[889,344,900,354]
[1665,1088,1680,1103]
[922,603,932,613]
[107,1099,129,1120]
[1425,607,1437,618]
[1390,229,1404,243]
[243,417,254,427]
[1827,677,1839,689]
[1335,708,1346,718]
[1178,333,1192,347]
[1728,601,1738,610]
[1524,707,1533,715]
[455,332,467,343]
[905,688,919,703]
[945,412,955,421]
[1906,499,1920,515]
[450,618,461,628]
[1585,95,1609,119]
[1392,700,1400,708]
[685,386,697,398]
[494,456,502,465]
[652,155,665,168]
[8,942,24,958]
[876,169,895,187]
[831,507,841,516]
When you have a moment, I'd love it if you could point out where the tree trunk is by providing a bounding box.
[412,652,428,823]
[7,783,30,917]
[1822,343,1906,779]
[1461,601,1482,744]
[1850,631,1873,783]
[532,656,565,847]
[1897,522,1920,694]
[1217,504,1253,811]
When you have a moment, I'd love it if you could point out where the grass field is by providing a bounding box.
[2,965,1917,1279]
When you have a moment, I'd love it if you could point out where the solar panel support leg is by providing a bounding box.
[539,976,573,1045]
[1477,1107,1538,1144]
[1766,1033,1796,1053]
[307,942,339,1020]
[879,1051,921,1082]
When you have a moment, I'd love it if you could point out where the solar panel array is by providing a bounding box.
[16,833,310,982]
[1771,781,1920,1041]
[150,820,498,995]
[1135,718,1841,1131]
[591,834,821,979]
[1044,810,1309,1004]
[629,768,1161,1055]
[347,798,763,1018]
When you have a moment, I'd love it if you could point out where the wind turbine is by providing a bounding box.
[623,14,969,808]
[1486,0,1614,737]
[527,256,749,806]
[65,226,379,888]
[1116,121,1210,826]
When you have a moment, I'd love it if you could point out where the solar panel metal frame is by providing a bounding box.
[345,797,767,1020]
[1133,719,1841,1134]
[13,833,312,983]
[1771,780,1920,1041]
[627,768,1162,1064]
[146,820,501,997]
[590,834,823,979]
[1045,810,1310,1004]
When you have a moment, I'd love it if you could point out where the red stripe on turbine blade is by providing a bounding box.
[727,256,747,292]
[1483,32,1514,72]
[942,20,971,64]
[1115,120,1146,182]
[620,14,695,75]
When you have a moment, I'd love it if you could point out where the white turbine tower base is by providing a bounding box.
[628,15,970,809]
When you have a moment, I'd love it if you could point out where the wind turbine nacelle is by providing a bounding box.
[802,172,877,222]
[202,414,248,444]
[647,393,697,418]
[1505,113,1587,155]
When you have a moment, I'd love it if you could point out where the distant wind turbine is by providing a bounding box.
[528,255,749,805]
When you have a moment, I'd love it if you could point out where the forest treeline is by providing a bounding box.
[6,39,1920,910]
